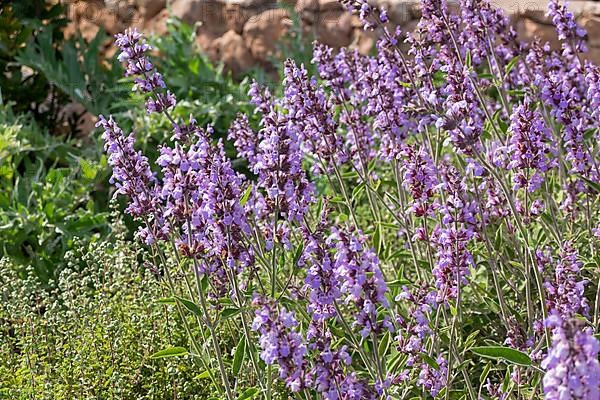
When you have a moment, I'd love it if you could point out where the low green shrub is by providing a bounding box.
[0,104,111,283]
[0,232,214,399]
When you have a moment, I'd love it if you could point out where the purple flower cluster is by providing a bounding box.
[231,82,315,249]
[543,242,589,319]
[504,98,558,192]
[394,284,447,397]
[431,166,476,303]
[96,115,169,245]
[400,144,439,217]
[115,28,175,114]
[542,316,600,400]
[282,60,347,172]
[332,229,392,338]
[97,115,159,218]
[299,209,341,322]
[252,298,309,392]
[307,323,376,400]
[395,285,436,366]
[418,356,448,397]
[547,0,587,53]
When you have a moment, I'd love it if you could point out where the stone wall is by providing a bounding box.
[65,0,600,75]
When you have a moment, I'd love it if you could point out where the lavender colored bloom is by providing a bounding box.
[584,62,600,122]
[432,166,476,303]
[228,114,258,167]
[332,229,392,338]
[311,44,381,168]
[542,316,600,400]
[394,284,436,367]
[171,114,200,143]
[282,60,347,172]
[115,28,176,115]
[543,242,589,319]
[505,98,558,192]
[440,60,484,153]
[547,0,587,53]
[504,316,535,352]
[538,61,596,181]
[399,144,439,217]
[458,0,512,66]
[252,298,309,392]
[96,115,169,245]
[145,91,176,114]
[299,207,341,322]
[418,355,448,397]
[339,0,376,30]
[307,323,376,400]
[418,0,451,44]
[372,30,419,159]
[239,83,315,249]
[97,116,158,216]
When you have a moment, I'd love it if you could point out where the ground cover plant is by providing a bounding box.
[96,0,600,399]
[0,233,215,399]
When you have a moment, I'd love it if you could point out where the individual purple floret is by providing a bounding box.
[542,315,600,400]
[252,298,309,392]
[505,97,558,192]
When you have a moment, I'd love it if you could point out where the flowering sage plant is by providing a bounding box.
[99,0,600,398]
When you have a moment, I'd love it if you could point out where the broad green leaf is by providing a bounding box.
[378,331,391,359]
[420,353,440,370]
[505,56,520,75]
[175,296,203,318]
[470,346,531,366]
[240,184,253,206]
[238,387,260,400]
[150,346,188,359]
[232,336,246,376]
[195,370,213,379]
[221,307,243,320]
